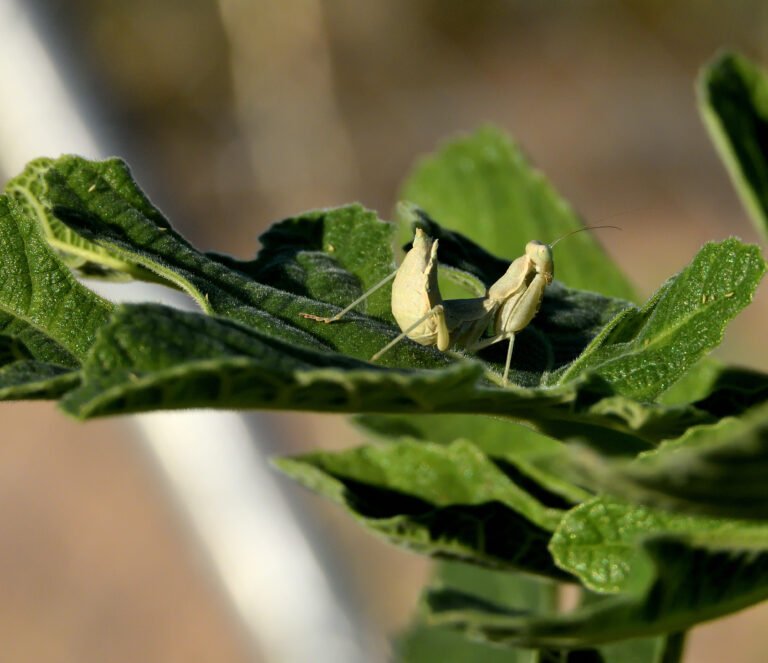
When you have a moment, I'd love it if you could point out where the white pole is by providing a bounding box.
[0,3,374,661]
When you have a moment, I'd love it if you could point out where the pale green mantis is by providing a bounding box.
[300,224,615,385]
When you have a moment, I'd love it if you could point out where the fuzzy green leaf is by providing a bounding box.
[0,311,81,401]
[45,155,635,388]
[43,155,763,435]
[0,193,112,361]
[556,239,766,400]
[699,51,768,240]
[0,305,81,402]
[548,497,762,594]
[6,157,160,281]
[0,311,77,368]
[58,303,714,454]
[0,361,79,399]
[45,156,467,367]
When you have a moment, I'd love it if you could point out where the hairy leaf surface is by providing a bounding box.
[556,239,765,400]
[6,157,157,280]
[0,193,112,360]
[548,497,767,594]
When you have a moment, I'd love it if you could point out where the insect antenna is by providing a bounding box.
[549,225,621,248]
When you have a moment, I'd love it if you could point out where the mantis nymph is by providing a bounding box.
[300,224,615,385]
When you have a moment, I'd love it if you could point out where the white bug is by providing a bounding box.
[300,224,614,385]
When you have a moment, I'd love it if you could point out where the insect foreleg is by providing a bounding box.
[300,269,397,323]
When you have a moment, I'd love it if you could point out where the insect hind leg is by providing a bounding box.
[371,304,445,362]
[300,270,397,323]
[503,334,515,386]
[467,332,516,386]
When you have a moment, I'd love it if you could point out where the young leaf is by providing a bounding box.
[556,238,766,400]
[699,51,768,240]
[400,126,636,301]
[548,497,761,594]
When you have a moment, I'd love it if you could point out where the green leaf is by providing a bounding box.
[0,361,79,400]
[548,497,759,594]
[556,238,766,400]
[45,155,456,366]
[398,562,555,663]
[0,311,81,401]
[216,208,396,321]
[35,154,754,452]
[575,400,768,520]
[397,624,533,663]
[699,51,768,240]
[275,440,567,577]
[58,303,713,453]
[656,357,725,406]
[58,302,460,417]
[6,157,166,281]
[400,563,681,662]
[356,413,591,506]
[0,193,112,361]
[425,532,768,648]
[44,156,758,433]
[689,365,768,418]
[0,311,78,368]
[400,126,636,301]
[597,633,686,663]
[44,154,631,388]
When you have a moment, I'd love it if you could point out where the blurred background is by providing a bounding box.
[1,1,767,661]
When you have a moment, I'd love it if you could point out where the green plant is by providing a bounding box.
[2,50,768,662]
